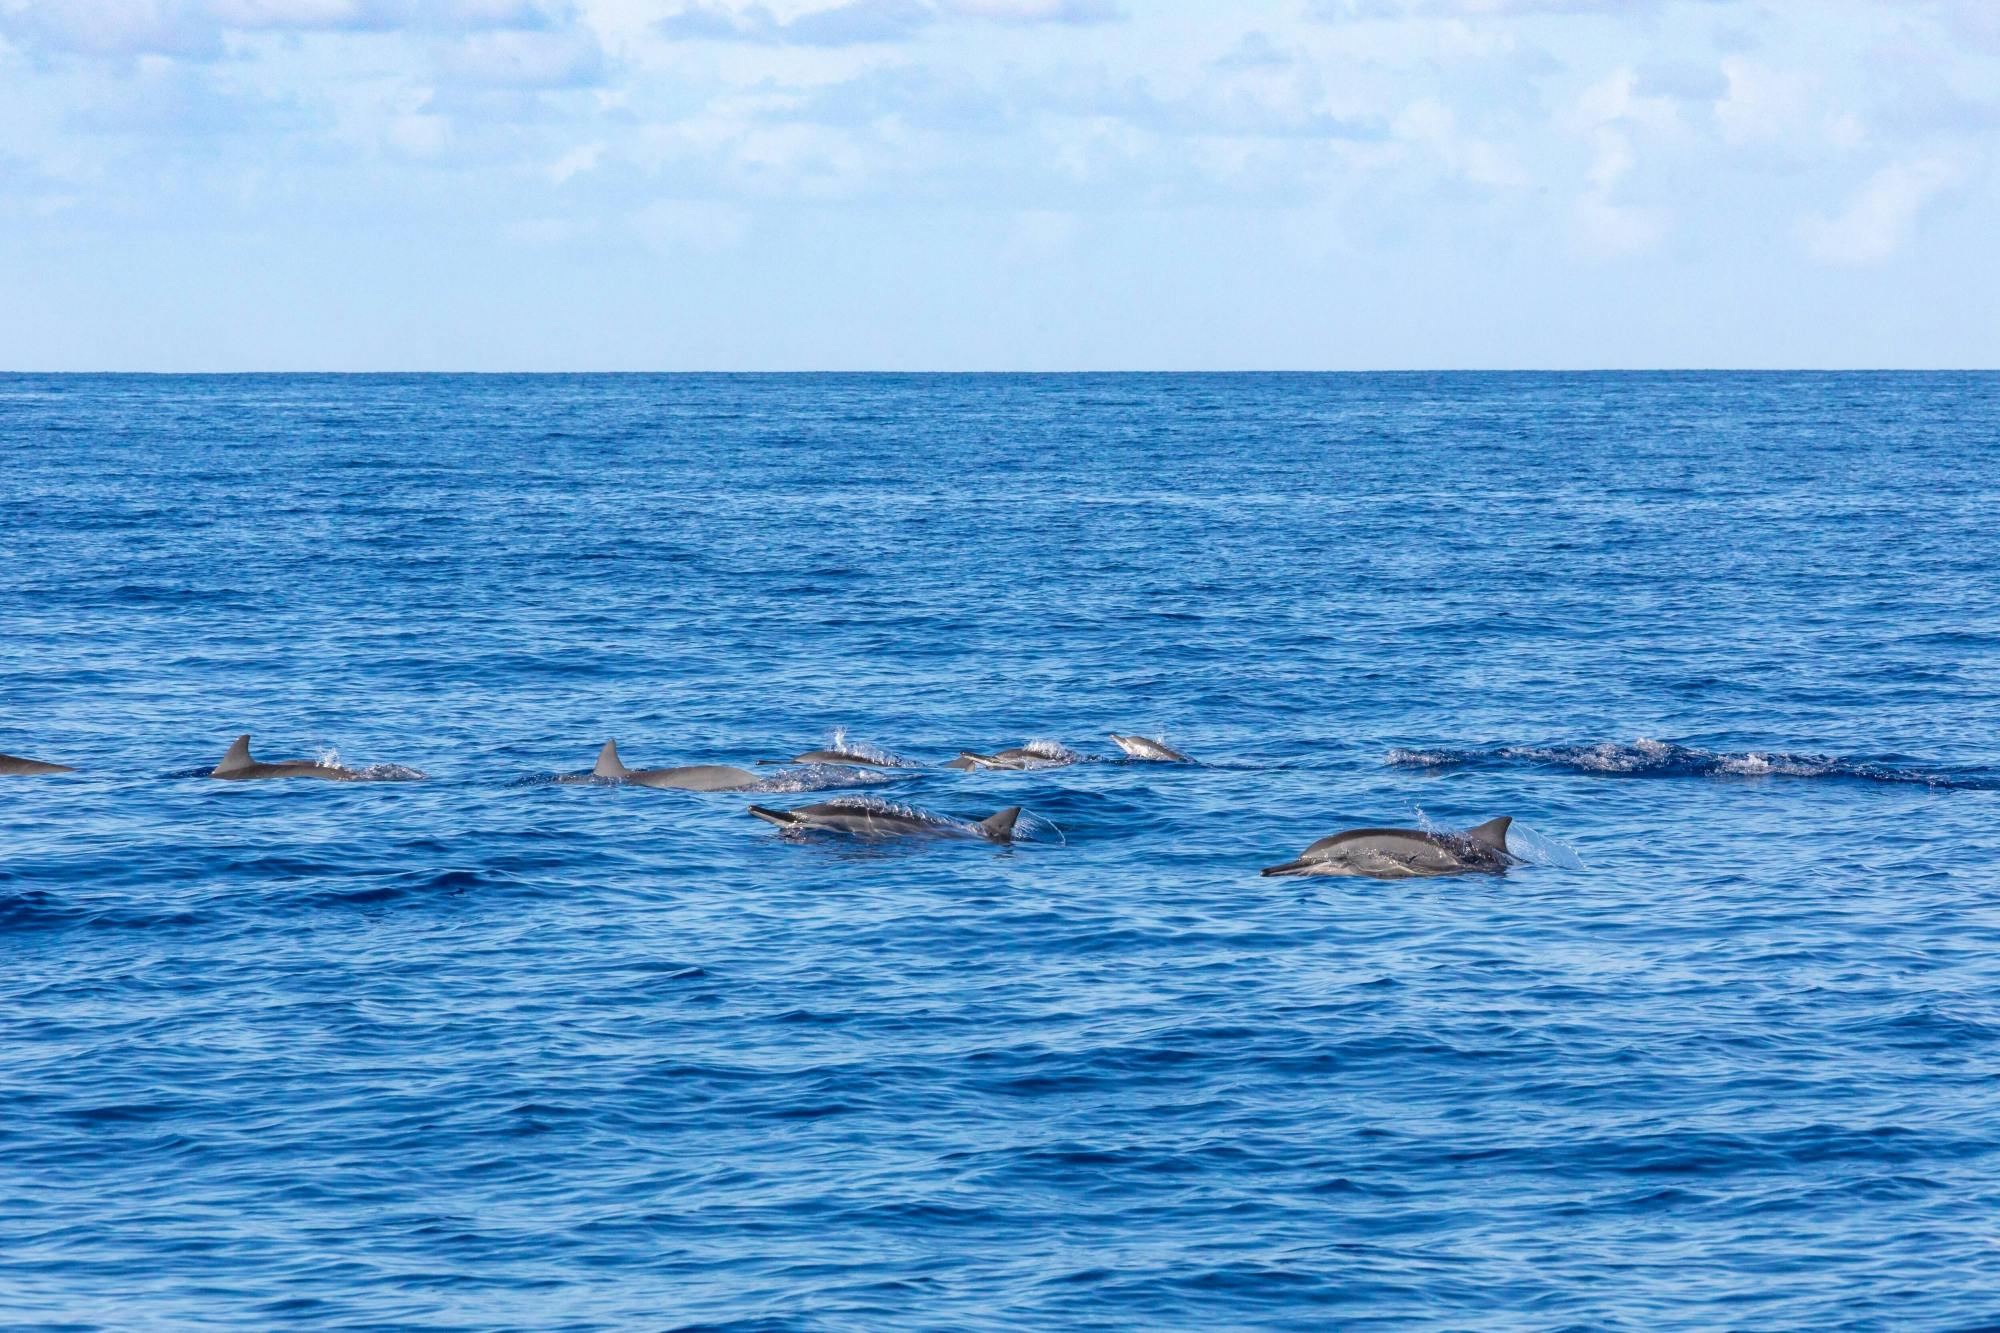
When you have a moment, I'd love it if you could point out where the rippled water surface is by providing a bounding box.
[4,373,1999,1329]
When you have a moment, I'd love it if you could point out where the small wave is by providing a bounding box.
[1506,823,1586,870]
[815,795,938,821]
[315,749,425,781]
[350,763,427,782]
[822,728,920,767]
[749,764,898,795]
[1386,739,2000,790]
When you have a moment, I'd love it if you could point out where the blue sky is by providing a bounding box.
[1,0,1995,369]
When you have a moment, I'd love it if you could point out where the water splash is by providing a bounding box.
[350,763,429,782]
[1386,739,1999,790]
[749,764,898,795]
[822,728,920,767]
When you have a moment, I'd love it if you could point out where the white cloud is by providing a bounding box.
[548,140,605,182]
[1800,158,1956,264]
[1395,99,1526,189]
[1563,70,1676,257]
[436,27,605,86]
[654,0,1116,45]
[0,0,564,60]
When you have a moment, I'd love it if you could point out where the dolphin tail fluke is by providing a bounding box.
[1466,816,1512,852]
[214,734,254,775]
[748,805,801,828]
[978,806,1023,843]
[594,740,628,779]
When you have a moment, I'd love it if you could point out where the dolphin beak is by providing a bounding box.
[1260,859,1315,877]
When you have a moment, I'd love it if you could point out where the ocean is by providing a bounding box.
[3,372,1998,1329]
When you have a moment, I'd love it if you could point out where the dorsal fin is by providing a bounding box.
[1466,816,1512,851]
[214,734,254,774]
[979,806,1023,843]
[594,740,628,779]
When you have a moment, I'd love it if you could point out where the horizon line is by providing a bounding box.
[4,367,1998,377]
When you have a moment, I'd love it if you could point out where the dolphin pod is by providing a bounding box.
[3,730,1535,878]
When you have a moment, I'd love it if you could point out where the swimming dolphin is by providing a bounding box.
[945,743,1080,771]
[748,798,1023,843]
[775,748,902,768]
[209,734,358,782]
[1261,817,1515,879]
[593,740,759,791]
[0,751,75,776]
[1107,734,1192,763]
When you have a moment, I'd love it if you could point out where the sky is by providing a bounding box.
[1,0,1996,370]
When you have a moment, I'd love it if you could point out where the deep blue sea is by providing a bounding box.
[4,373,1999,1330]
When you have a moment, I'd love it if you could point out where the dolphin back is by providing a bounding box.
[978,806,1023,843]
[594,740,630,779]
[1464,816,1511,852]
[0,752,76,776]
[213,734,256,777]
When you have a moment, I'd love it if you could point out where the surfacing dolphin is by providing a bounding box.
[1261,817,1516,879]
[592,740,759,791]
[0,751,75,776]
[945,741,1082,771]
[209,734,357,782]
[1107,734,1192,763]
[779,748,902,768]
[749,798,1022,844]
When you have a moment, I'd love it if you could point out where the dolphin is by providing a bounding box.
[592,740,759,791]
[945,743,1080,771]
[748,798,1022,843]
[1261,817,1515,879]
[1107,734,1192,763]
[1,751,76,776]
[209,734,358,782]
[776,748,903,768]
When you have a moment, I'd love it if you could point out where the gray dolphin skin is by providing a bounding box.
[593,740,760,791]
[209,734,357,782]
[1107,734,1192,763]
[1,751,76,776]
[749,799,1023,843]
[1261,816,1515,879]
[946,745,1078,771]
[783,749,900,768]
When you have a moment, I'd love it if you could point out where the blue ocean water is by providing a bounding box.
[3,372,1999,1330]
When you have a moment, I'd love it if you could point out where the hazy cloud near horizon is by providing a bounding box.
[1,0,1995,368]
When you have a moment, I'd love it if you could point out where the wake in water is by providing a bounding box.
[1387,739,1999,790]
[747,764,900,795]
[815,728,922,767]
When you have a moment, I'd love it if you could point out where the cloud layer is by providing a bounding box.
[1,0,1996,367]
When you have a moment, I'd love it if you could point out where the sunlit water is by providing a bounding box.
[3,373,1998,1329]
